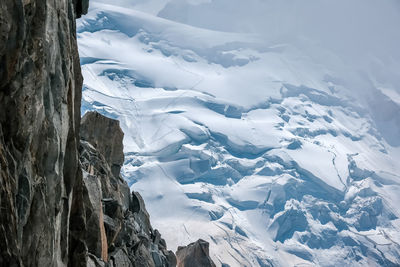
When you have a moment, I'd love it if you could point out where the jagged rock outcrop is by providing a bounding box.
[0,1,178,267]
[176,239,216,267]
[80,111,125,181]
[0,0,87,266]
[74,111,176,266]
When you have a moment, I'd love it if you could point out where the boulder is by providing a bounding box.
[176,239,216,267]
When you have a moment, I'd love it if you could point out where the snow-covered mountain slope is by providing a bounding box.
[77,1,400,266]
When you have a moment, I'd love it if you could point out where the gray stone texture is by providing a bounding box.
[176,239,216,267]
[0,0,86,266]
[78,112,176,266]
[0,1,178,266]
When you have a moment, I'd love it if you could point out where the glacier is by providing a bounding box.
[77,1,400,266]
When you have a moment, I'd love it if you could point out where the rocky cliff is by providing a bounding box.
[0,0,172,265]
[0,0,215,266]
[74,111,176,266]
[0,0,87,266]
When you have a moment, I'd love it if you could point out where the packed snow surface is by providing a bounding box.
[78,1,400,266]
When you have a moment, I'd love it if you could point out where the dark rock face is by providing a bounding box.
[76,111,176,266]
[0,1,178,266]
[80,111,125,180]
[75,0,89,18]
[176,239,216,267]
[0,0,85,266]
